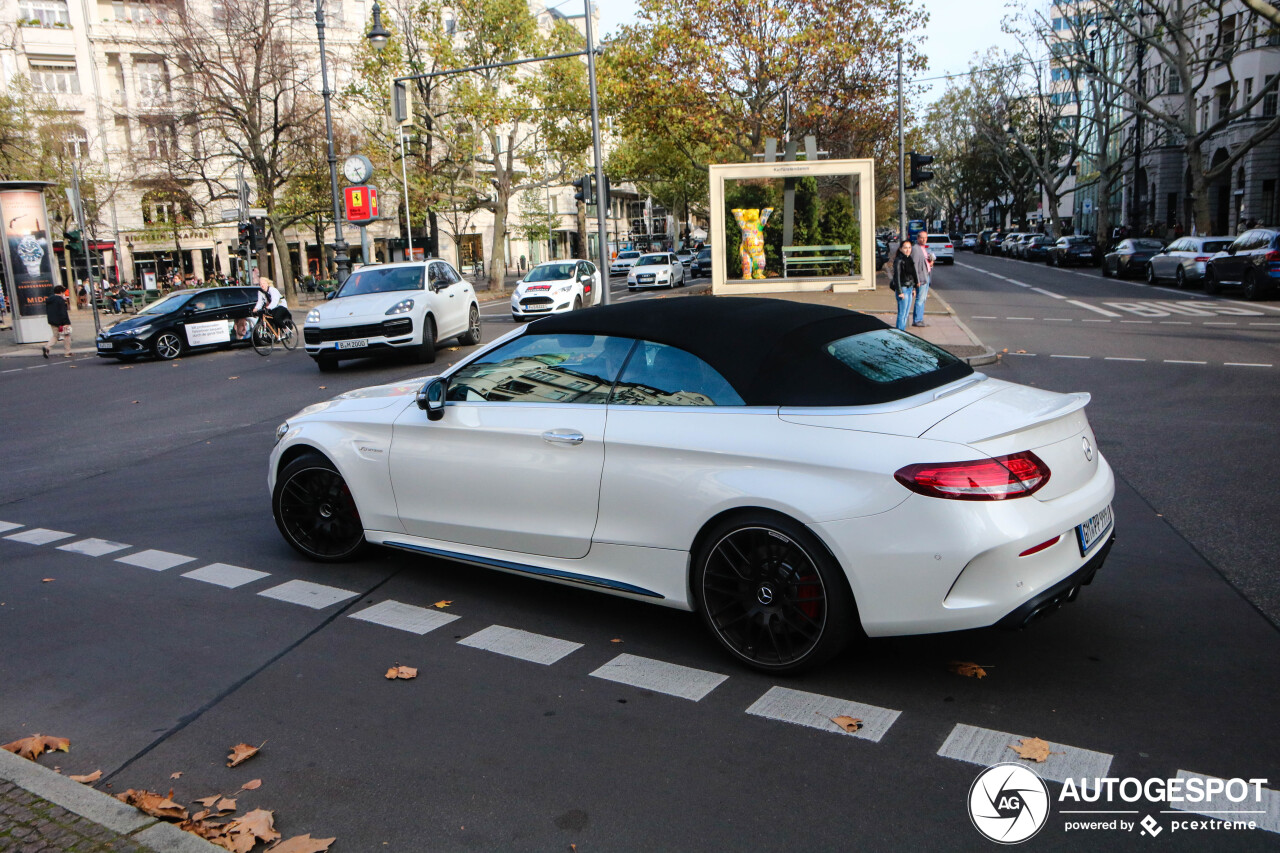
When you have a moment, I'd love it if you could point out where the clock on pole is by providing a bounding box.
[342,155,373,185]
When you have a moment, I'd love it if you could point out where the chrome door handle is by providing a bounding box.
[542,429,584,445]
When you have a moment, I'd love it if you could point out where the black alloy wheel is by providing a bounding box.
[694,515,853,672]
[152,331,183,360]
[1203,268,1221,294]
[416,315,437,364]
[1243,270,1263,301]
[273,453,367,562]
[1146,263,1157,284]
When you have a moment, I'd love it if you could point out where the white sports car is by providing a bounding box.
[303,260,481,371]
[271,297,1115,672]
[511,259,602,322]
[627,252,686,290]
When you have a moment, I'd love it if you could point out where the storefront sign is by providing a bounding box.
[344,186,379,226]
[1,189,57,318]
[143,270,158,291]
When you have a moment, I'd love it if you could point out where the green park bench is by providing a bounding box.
[782,244,854,277]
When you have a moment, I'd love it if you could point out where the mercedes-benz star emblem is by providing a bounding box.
[1082,436,1094,462]
[757,585,774,605]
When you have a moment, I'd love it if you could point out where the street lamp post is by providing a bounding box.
[316,0,351,284]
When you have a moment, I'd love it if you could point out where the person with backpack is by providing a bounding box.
[42,284,72,358]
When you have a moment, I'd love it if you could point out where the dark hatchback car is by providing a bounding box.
[1102,238,1164,279]
[1048,236,1099,267]
[1205,228,1280,300]
[982,232,1004,254]
[1024,235,1055,262]
[96,286,260,361]
[690,247,714,278]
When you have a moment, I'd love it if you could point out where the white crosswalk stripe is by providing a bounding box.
[58,538,131,557]
[349,599,459,634]
[746,686,901,743]
[182,563,270,589]
[258,579,359,609]
[115,549,195,571]
[5,528,73,545]
[458,624,582,665]
[0,521,24,534]
[938,723,1112,787]
[590,653,727,701]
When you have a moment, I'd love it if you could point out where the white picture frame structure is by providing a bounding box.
[709,158,876,295]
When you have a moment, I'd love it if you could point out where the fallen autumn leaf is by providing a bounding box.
[240,779,262,791]
[2,734,70,761]
[384,665,417,680]
[267,833,336,852]
[432,600,451,609]
[829,715,863,733]
[226,742,262,768]
[116,789,188,820]
[949,661,990,679]
[1009,737,1060,763]
[69,770,102,784]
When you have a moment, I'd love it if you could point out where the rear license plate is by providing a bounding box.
[337,339,367,350]
[1076,504,1114,555]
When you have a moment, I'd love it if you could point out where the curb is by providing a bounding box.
[0,748,220,852]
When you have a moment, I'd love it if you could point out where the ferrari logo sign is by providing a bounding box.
[344,185,379,225]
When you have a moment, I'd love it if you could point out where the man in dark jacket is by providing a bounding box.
[42,284,72,359]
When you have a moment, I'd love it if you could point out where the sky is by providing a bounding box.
[593,0,1026,104]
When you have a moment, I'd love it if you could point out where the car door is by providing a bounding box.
[584,261,601,305]
[388,332,634,559]
[1219,232,1253,281]
[177,291,231,348]
[428,261,468,338]
[1151,239,1178,279]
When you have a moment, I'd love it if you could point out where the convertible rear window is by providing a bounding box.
[825,329,963,384]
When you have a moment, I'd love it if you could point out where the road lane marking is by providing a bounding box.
[2,368,22,374]
[746,686,901,743]
[1104,357,1146,362]
[349,599,460,635]
[937,723,1113,788]
[182,563,270,589]
[1044,318,1072,322]
[1160,321,1193,325]
[1066,300,1123,317]
[458,624,583,665]
[1081,319,1112,323]
[1050,354,1090,359]
[58,538,131,557]
[0,521,24,534]
[115,549,195,571]
[1165,360,1207,364]
[971,315,998,319]
[1030,287,1066,299]
[1251,322,1280,326]
[1168,772,1280,834]
[4,528,73,545]
[590,653,728,701]
[1006,317,1034,320]
[1120,320,1153,324]
[258,579,359,609]
[1225,362,1272,368]
[1203,322,1237,326]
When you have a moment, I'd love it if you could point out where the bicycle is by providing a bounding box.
[250,310,298,356]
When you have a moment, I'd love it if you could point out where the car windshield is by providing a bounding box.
[635,254,668,266]
[826,329,963,384]
[525,263,577,282]
[1131,239,1164,250]
[1202,240,1232,253]
[616,251,639,260]
[138,292,192,315]
[697,249,712,260]
[336,266,424,297]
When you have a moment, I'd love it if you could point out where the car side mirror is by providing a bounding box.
[417,377,447,420]
[1227,245,1238,255]
[325,291,335,300]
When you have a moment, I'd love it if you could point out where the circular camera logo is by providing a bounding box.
[968,763,1051,844]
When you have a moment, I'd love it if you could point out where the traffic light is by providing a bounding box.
[237,222,251,251]
[65,229,83,253]
[908,152,935,188]
[249,220,266,251]
[572,174,594,206]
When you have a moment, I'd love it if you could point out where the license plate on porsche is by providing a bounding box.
[1076,504,1114,555]
[337,339,367,350]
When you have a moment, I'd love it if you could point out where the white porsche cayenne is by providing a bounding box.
[271,297,1115,672]
[303,260,481,371]
[626,252,686,290]
[510,259,602,322]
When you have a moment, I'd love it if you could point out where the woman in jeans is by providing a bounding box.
[890,239,918,331]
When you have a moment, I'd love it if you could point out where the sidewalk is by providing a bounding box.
[0,749,217,852]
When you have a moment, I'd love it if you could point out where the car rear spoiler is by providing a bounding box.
[962,392,1091,444]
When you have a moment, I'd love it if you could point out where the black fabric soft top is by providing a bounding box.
[527,296,973,406]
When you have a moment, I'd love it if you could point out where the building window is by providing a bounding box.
[19,0,69,26]
[1263,180,1277,226]
[1243,79,1253,116]
[1169,70,1181,94]
[1216,87,1233,122]
[142,122,177,159]
[141,189,192,226]
[1264,76,1277,118]
[136,59,168,101]
[113,0,170,24]
[444,16,456,35]
[28,61,80,94]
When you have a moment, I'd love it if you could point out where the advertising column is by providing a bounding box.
[0,183,62,345]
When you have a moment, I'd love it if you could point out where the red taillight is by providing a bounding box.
[1019,535,1061,557]
[945,244,953,249]
[1265,250,1280,263]
[894,451,1051,501]
[1194,256,1211,263]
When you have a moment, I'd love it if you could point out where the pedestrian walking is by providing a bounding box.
[42,284,72,359]
[890,239,918,332]
[911,230,935,327]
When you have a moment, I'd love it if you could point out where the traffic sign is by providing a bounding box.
[221,209,240,222]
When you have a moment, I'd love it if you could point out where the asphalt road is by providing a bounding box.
[1,264,1277,851]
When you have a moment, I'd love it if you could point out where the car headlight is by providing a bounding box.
[385,298,414,316]
[275,422,289,445]
[125,325,150,337]
[306,308,321,323]
[556,283,573,293]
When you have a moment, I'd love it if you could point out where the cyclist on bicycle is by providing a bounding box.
[252,276,292,335]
